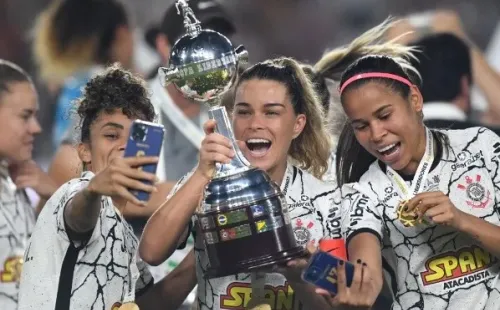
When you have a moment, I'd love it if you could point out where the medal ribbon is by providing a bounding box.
[385,127,434,201]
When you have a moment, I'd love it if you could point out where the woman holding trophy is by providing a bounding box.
[140,56,349,309]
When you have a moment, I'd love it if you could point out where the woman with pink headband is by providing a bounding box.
[316,54,500,309]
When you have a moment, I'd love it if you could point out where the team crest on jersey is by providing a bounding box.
[457,174,491,209]
[293,218,314,245]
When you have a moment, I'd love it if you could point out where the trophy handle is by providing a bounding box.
[208,106,251,178]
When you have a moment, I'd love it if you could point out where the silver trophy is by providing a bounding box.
[159,0,304,278]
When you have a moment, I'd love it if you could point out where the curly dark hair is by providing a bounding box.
[78,64,156,143]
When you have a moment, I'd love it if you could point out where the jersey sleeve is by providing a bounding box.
[480,127,500,215]
[53,172,105,247]
[135,258,155,297]
[341,183,384,245]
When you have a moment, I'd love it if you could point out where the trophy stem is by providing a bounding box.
[208,106,252,178]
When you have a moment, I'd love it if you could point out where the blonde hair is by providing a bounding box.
[315,18,418,80]
[32,1,96,85]
[235,57,332,179]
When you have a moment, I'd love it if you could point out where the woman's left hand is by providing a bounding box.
[9,160,58,200]
[406,191,467,230]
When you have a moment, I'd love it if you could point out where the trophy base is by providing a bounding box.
[205,246,307,279]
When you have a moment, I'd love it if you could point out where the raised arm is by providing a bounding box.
[139,119,235,265]
[139,170,208,265]
[64,156,158,236]
[315,188,385,308]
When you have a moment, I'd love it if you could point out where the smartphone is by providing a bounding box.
[302,251,355,295]
[124,120,165,202]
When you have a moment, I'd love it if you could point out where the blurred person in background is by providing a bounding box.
[32,0,135,148]
[385,10,500,126]
[0,60,56,310]
[408,32,500,135]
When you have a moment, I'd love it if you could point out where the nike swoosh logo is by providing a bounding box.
[326,247,340,253]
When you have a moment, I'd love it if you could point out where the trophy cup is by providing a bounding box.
[158,0,305,278]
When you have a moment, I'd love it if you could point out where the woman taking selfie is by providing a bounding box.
[140,57,343,309]
[325,54,500,309]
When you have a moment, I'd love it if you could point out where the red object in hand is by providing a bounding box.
[318,238,347,261]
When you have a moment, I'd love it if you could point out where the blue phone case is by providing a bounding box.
[302,251,355,295]
[124,120,165,202]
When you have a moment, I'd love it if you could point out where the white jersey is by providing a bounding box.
[0,164,35,310]
[343,127,500,310]
[171,162,342,310]
[17,171,153,310]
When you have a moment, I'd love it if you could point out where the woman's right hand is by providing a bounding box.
[196,119,235,180]
[87,156,159,206]
[316,259,379,309]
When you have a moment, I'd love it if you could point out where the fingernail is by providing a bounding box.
[339,260,344,266]
[153,187,158,192]
[356,259,362,264]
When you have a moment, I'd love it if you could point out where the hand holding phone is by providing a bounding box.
[302,251,354,295]
[124,120,165,202]
[304,251,380,308]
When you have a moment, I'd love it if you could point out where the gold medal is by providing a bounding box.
[396,200,418,227]
[118,302,140,310]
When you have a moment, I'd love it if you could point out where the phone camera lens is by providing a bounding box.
[132,124,148,142]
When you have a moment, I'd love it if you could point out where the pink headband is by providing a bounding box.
[339,72,413,95]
